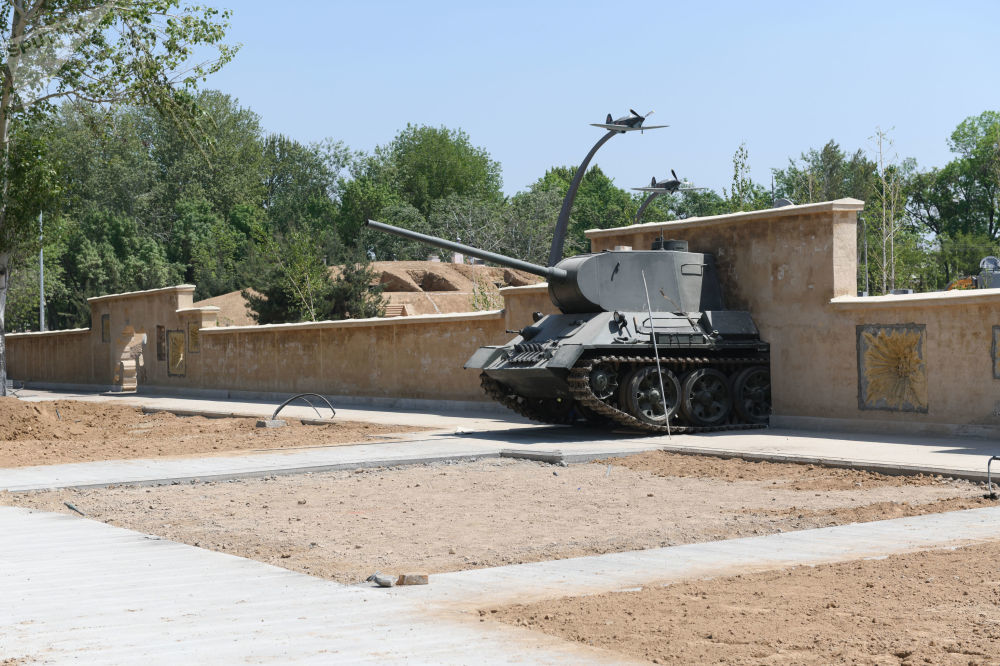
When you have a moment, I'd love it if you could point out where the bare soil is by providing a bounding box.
[0,398,425,467]
[491,541,1000,665]
[2,452,988,585]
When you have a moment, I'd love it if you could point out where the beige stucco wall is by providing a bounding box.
[8,284,509,402]
[6,329,92,384]
[586,199,1000,436]
[11,198,1000,433]
[190,312,507,400]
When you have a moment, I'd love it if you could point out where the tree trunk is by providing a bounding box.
[0,6,27,398]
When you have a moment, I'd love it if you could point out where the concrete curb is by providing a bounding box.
[655,442,998,484]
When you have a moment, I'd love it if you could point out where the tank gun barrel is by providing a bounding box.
[365,219,566,281]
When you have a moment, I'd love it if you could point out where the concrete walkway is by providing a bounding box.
[6,388,1000,491]
[4,505,1000,663]
[15,387,535,432]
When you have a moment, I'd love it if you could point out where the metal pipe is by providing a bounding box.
[271,393,336,421]
[987,455,1000,499]
[548,130,616,267]
[634,191,663,225]
[365,219,566,281]
[641,270,671,438]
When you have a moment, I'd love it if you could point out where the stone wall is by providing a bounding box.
[11,197,1000,435]
[7,284,513,403]
[586,198,1000,437]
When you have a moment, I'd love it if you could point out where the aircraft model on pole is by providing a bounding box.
[632,170,706,224]
[591,109,668,133]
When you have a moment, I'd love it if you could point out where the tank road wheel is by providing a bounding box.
[680,368,732,426]
[620,366,681,426]
[588,362,619,400]
[732,365,771,424]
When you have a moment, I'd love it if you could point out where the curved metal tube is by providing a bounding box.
[634,191,664,225]
[547,130,616,267]
[988,455,1000,499]
[271,393,336,421]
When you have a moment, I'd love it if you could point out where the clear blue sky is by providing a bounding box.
[203,0,1000,197]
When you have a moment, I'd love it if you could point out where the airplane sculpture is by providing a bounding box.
[632,170,706,224]
[633,169,705,194]
[591,109,668,133]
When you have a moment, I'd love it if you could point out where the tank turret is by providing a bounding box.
[365,219,724,314]
[365,218,771,434]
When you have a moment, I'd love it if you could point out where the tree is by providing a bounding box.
[722,142,771,212]
[324,252,385,320]
[0,1,237,395]
[428,189,561,266]
[365,124,502,218]
[773,140,874,205]
[528,165,635,255]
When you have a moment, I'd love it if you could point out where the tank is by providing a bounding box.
[365,219,771,433]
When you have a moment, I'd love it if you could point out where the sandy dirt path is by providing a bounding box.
[3,452,989,585]
[0,398,428,467]
[491,540,1000,665]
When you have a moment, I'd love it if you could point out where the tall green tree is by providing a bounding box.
[365,124,502,218]
[0,0,237,394]
[528,165,635,255]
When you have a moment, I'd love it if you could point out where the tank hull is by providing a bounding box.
[467,311,771,432]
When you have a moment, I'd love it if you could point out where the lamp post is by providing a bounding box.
[38,211,45,332]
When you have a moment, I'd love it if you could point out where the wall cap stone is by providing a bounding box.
[831,287,1000,309]
[7,327,90,339]
[498,283,548,295]
[176,306,221,313]
[200,309,504,334]
[87,284,196,304]
[585,198,866,239]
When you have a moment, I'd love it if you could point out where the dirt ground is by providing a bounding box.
[0,398,425,467]
[2,451,990,585]
[491,541,1000,665]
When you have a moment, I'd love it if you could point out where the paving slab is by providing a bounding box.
[0,507,632,665]
[15,388,535,432]
[5,504,1000,663]
[10,388,1000,489]
[0,431,668,492]
[389,506,1000,609]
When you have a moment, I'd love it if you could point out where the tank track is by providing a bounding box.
[480,373,576,425]
[567,355,769,434]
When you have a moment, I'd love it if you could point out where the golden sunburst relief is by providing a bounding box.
[858,325,928,412]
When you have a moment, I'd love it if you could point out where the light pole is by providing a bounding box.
[38,211,45,331]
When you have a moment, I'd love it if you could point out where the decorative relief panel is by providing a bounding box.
[857,324,927,413]
[167,330,186,377]
[187,321,201,353]
[993,326,1000,380]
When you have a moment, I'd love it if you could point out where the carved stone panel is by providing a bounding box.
[993,326,1000,380]
[187,321,201,353]
[857,323,928,413]
[167,329,186,377]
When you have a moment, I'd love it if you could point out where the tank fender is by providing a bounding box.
[547,343,584,369]
[465,346,507,370]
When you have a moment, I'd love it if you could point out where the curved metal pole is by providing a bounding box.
[634,191,664,225]
[271,393,336,421]
[547,130,617,267]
